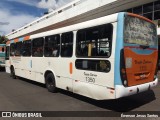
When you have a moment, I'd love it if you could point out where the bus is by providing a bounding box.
[0,44,5,68]
[5,12,158,100]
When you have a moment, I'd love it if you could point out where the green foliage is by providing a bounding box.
[0,35,8,44]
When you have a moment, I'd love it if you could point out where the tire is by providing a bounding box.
[11,67,16,79]
[45,73,56,93]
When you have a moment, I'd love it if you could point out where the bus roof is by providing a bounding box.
[30,13,119,39]
[7,12,155,44]
[127,13,154,24]
[7,12,119,43]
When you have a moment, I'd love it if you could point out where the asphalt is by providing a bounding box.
[0,69,159,119]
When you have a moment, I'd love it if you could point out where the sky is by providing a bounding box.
[0,0,73,35]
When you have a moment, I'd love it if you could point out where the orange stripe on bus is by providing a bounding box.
[69,62,73,74]
[0,47,2,51]
[127,13,154,24]
[14,38,19,43]
[24,36,30,41]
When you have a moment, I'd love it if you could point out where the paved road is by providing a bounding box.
[0,69,159,119]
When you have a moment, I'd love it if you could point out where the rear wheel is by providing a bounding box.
[45,73,56,93]
[11,67,16,79]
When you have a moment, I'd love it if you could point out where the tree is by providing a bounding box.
[0,35,8,44]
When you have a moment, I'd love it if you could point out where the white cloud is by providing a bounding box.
[0,0,74,35]
[36,0,75,12]
[37,0,57,10]
[6,0,38,7]
[0,8,37,35]
[7,0,74,11]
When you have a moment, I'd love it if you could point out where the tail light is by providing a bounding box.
[121,68,128,86]
[120,49,128,86]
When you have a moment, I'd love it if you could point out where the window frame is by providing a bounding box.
[22,40,32,57]
[15,41,22,56]
[76,23,113,58]
[32,37,44,57]
[5,46,9,60]
[44,34,60,57]
[10,43,16,56]
[61,31,74,58]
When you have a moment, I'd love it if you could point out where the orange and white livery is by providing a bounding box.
[5,12,158,100]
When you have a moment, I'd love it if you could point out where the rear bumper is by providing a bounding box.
[115,78,158,99]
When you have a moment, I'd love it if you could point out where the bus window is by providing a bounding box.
[76,24,113,58]
[32,37,44,57]
[124,15,157,46]
[61,32,73,57]
[5,46,10,60]
[75,59,111,72]
[44,34,60,57]
[15,42,22,56]
[22,40,31,57]
[10,43,16,56]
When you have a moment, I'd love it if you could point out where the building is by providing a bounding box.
[6,0,159,40]
[123,0,160,46]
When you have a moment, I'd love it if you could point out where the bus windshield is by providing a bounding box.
[124,15,157,46]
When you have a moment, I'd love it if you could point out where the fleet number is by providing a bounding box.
[86,77,95,83]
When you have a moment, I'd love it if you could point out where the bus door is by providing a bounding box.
[56,32,74,91]
[5,45,10,73]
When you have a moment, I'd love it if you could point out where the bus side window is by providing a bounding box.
[61,32,73,57]
[22,40,31,57]
[76,23,113,58]
[44,34,60,57]
[10,43,16,56]
[75,59,111,73]
[32,37,44,57]
[15,42,22,56]
[5,46,10,60]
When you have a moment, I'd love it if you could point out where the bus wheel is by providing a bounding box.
[11,67,16,79]
[45,73,56,93]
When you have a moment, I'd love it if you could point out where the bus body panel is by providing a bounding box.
[73,81,115,100]
[5,45,10,73]
[124,48,158,86]
[114,13,125,86]
[72,23,117,99]
[54,58,74,91]
[114,12,158,98]
[115,78,158,99]
[5,60,10,73]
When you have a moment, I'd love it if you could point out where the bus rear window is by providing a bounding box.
[76,24,113,58]
[124,15,157,46]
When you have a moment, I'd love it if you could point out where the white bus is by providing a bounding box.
[5,12,158,100]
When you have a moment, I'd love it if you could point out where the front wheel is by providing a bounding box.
[45,73,56,93]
